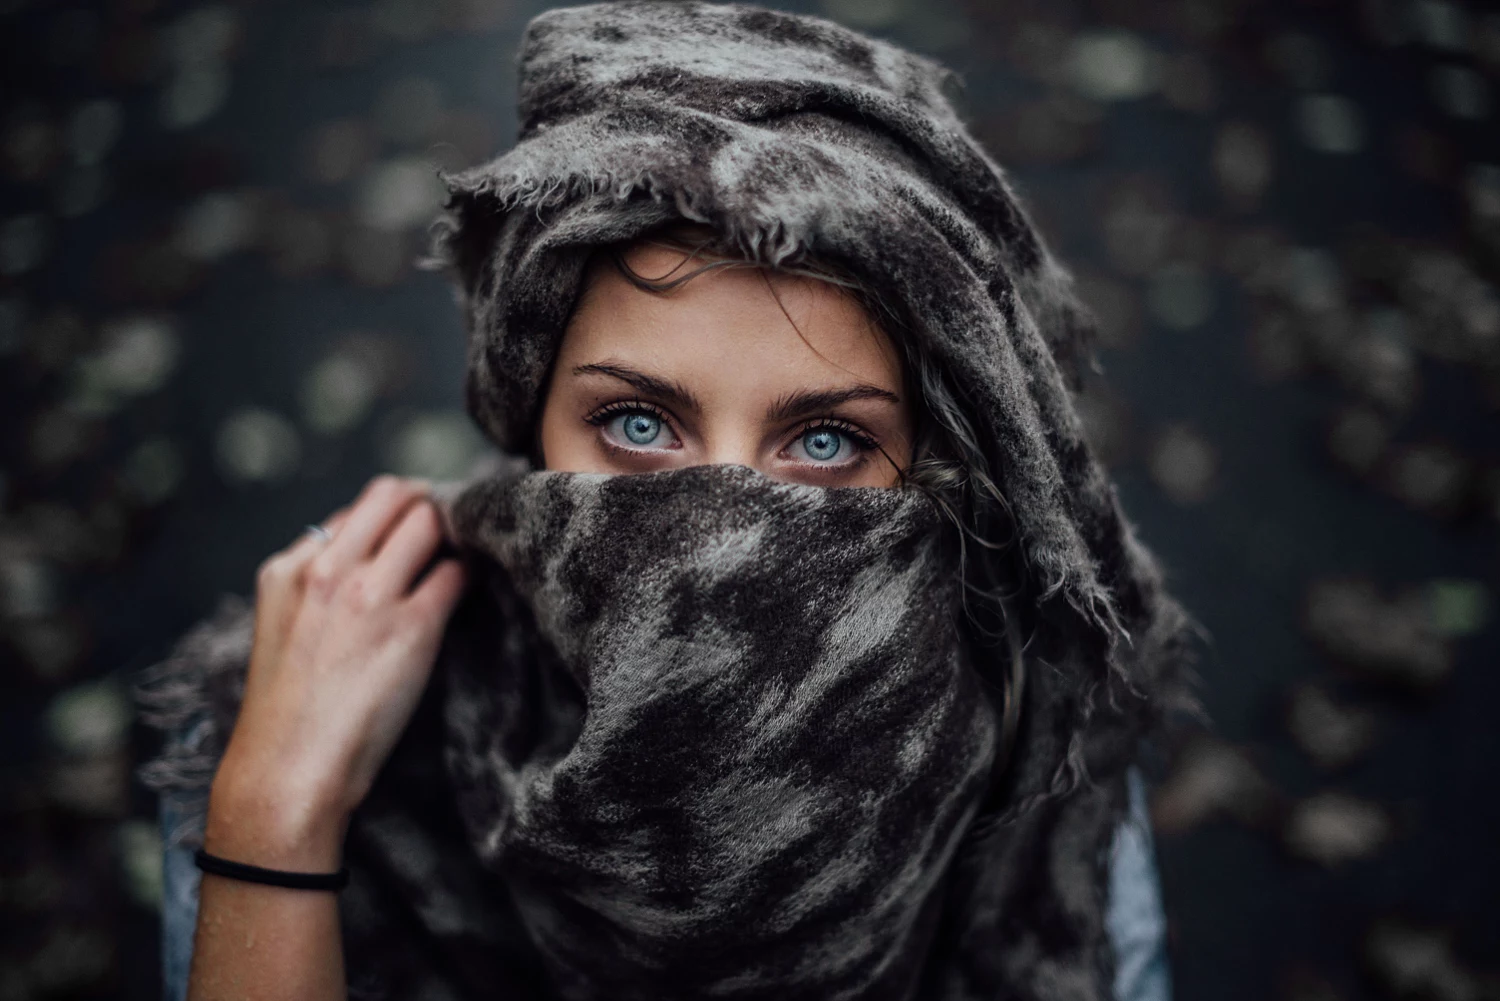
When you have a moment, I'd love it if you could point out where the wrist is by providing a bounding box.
[206,756,352,873]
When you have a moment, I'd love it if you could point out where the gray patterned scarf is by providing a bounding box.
[139,4,1197,999]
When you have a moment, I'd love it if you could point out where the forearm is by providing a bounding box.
[187,774,350,1001]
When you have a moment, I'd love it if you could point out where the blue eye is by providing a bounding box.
[615,411,663,446]
[801,428,843,462]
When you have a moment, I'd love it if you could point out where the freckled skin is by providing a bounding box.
[538,241,914,488]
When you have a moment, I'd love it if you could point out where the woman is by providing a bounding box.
[140,3,1194,1000]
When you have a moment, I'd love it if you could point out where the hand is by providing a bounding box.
[205,475,468,870]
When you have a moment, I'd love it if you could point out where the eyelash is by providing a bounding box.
[584,399,682,457]
[582,400,881,461]
[584,398,670,430]
[786,418,879,456]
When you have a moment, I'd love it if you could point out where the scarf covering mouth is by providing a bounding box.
[138,3,1198,1000]
[442,463,998,999]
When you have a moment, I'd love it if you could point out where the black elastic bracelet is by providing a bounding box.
[194,848,349,891]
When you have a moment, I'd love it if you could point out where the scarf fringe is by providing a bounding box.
[134,593,253,848]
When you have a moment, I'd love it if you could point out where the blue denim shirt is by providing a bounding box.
[160,768,1171,1001]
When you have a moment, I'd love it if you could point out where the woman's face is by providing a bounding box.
[538,240,913,488]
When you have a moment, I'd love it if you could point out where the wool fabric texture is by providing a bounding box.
[137,3,1197,1000]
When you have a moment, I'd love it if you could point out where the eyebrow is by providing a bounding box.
[767,385,901,422]
[573,362,704,414]
[572,362,900,422]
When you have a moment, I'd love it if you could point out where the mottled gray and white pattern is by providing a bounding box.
[438,464,996,999]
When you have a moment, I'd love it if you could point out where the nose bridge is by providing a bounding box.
[697,414,768,473]
[676,362,772,472]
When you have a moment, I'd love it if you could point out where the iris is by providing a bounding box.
[620,412,662,446]
[803,429,841,461]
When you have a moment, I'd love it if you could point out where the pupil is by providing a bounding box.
[804,430,841,461]
[623,414,660,445]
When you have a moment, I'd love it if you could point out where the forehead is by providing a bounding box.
[565,242,903,388]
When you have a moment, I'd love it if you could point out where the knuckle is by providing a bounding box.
[410,500,441,534]
[337,572,380,614]
[365,474,408,502]
[304,558,340,599]
[255,554,288,590]
[357,475,396,507]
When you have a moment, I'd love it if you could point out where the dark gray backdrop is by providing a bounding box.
[1,0,1496,997]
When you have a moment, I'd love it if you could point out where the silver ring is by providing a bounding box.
[304,523,333,543]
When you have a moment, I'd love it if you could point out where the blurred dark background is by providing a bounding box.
[1,0,1497,997]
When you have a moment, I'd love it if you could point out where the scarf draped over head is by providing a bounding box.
[138,3,1197,1000]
